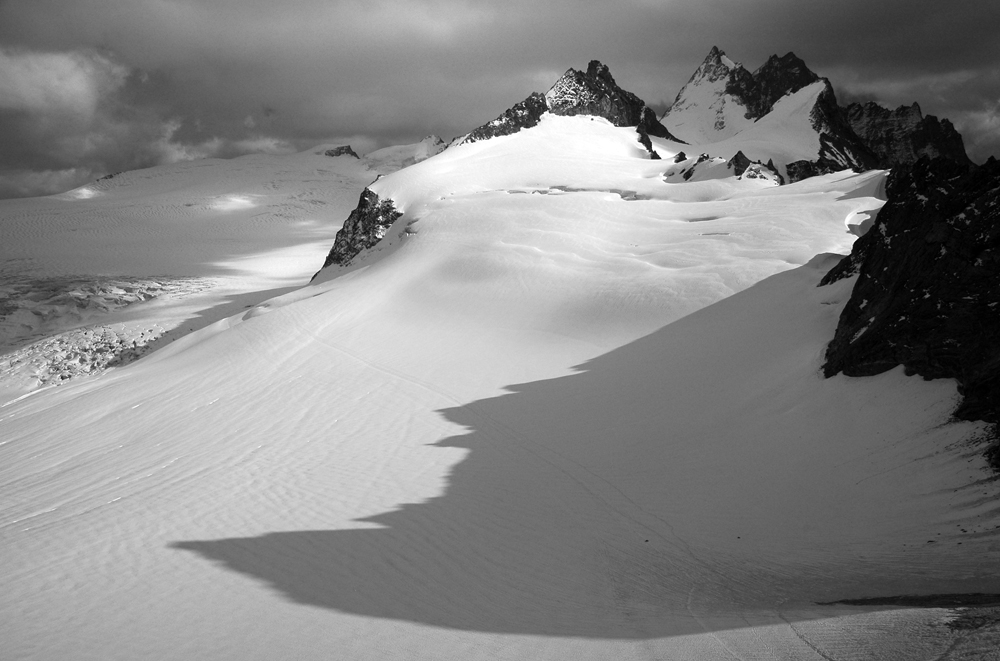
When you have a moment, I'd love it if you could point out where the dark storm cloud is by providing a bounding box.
[1,0,997,198]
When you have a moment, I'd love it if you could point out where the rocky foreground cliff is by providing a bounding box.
[821,156,1000,467]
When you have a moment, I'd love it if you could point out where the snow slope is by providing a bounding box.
[1,115,997,660]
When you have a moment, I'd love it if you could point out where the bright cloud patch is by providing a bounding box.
[0,48,126,118]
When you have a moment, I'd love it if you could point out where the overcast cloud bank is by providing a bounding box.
[1,0,997,198]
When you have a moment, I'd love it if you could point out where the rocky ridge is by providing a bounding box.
[322,61,678,270]
[462,93,549,144]
[460,60,679,148]
[845,102,972,168]
[821,156,1000,466]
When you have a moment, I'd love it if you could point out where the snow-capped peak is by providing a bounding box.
[658,48,879,180]
[660,47,756,143]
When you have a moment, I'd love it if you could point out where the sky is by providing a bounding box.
[1,0,998,198]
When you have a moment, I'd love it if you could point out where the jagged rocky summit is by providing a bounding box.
[821,156,1000,465]
[460,60,678,155]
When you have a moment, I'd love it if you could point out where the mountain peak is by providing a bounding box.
[544,61,674,139]
[685,46,747,86]
[458,60,676,146]
[585,59,615,85]
[754,52,812,77]
[749,51,820,117]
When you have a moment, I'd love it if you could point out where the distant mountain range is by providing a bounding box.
[449,47,974,183]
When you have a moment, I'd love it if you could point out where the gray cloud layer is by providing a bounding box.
[1,0,997,197]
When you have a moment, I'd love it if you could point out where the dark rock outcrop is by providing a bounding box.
[325,146,360,158]
[462,93,549,144]
[636,124,661,159]
[821,156,1000,452]
[723,151,780,181]
[727,151,752,176]
[318,187,403,269]
[844,101,973,168]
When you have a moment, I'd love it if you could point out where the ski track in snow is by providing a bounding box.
[1,119,998,660]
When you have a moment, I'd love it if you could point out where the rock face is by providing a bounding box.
[459,61,679,148]
[726,150,752,176]
[821,156,1000,462]
[319,187,403,269]
[844,101,972,168]
[324,146,360,158]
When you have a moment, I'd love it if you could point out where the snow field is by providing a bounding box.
[1,116,997,659]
